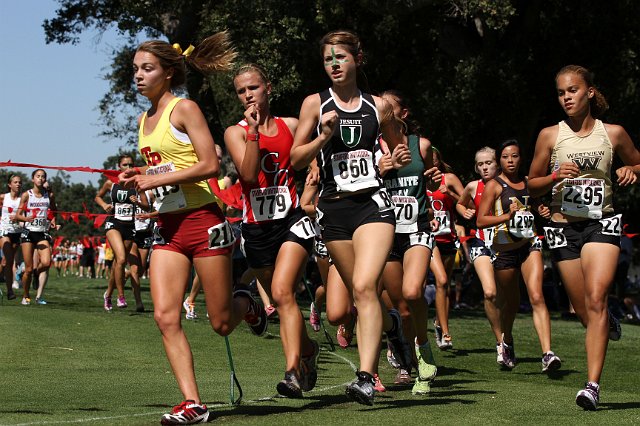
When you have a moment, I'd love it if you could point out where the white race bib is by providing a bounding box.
[249,186,292,221]
[371,188,395,212]
[114,203,134,222]
[28,216,49,232]
[508,210,535,239]
[146,162,186,213]
[480,227,495,247]
[332,150,378,192]
[393,195,419,233]
[433,210,451,236]
[409,231,435,250]
[208,221,236,249]
[600,214,622,236]
[561,178,605,219]
[543,226,568,249]
[290,216,318,240]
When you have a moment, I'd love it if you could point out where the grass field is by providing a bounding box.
[1,274,639,425]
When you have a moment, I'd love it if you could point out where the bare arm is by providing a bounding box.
[456,181,477,220]
[94,181,114,213]
[607,123,640,186]
[14,192,32,223]
[476,180,513,228]
[445,173,465,202]
[290,94,334,170]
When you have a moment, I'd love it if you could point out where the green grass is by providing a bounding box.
[1,274,639,425]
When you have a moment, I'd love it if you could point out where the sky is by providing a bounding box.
[0,0,134,185]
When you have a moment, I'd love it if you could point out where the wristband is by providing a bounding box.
[551,171,558,182]
[134,167,142,175]
[246,132,260,142]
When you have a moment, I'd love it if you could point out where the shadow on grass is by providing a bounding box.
[446,347,495,357]
[437,366,477,376]
[522,369,580,380]
[599,401,640,410]
[0,409,53,414]
[75,407,109,412]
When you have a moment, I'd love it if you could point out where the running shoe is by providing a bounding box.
[103,292,112,311]
[373,374,386,392]
[345,371,376,406]
[183,299,197,320]
[575,382,599,411]
[35,298,47,305]
[276,370,303,398]
[136,304,145,313]
[265,304,277,318]
[386,345,401,369]
[300,339,320,392]
[233,288,268,336]
[541,351,562,373]
[21,297,31,305]
[116,296,127,308]
[6,288,16,300]
[394,368,412,385]
[501,341,516,369]
[160,400,210,425]
[608,310,622,341]
[439,333,453,350]
[337,307,357,348]
[412,378,432,395]
[386,309,413,371]
[434,321,443,347]
[496,342,503,365]
[415,342,437,382]
[309,302,321,332]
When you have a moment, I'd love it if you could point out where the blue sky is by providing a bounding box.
[0,0,133,185]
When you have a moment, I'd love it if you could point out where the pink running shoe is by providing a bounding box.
[310,302,321,332]
[103,292,112,311]
[336,306,357,348]
[373,373,386,392]
[116,296,127,308]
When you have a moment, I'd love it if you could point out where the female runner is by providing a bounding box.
[427,148,464,349]
[95,155,146,312]
[477,140,561,372]
[225,63,319,398]
[1,174,23,300]
[124,34,266,424]
[377,90,439,394]
[528,65,639,410]
[15,169,57,305]
[290,30,405,405]
[456,147,504,363]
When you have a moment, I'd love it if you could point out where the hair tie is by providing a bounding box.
[172,43,195,58]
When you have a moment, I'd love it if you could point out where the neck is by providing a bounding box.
[148,90,174,114]
[501,172,520,183]
[565,111,595,134]
[331,84,360,104]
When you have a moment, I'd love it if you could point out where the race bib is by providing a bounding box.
[433,210,451,236]
[134,204,151,231]
[249,186,292,221]
[208,221,236,249]
[480,227,495,247]
[409,231,435,250]
[393,195,419,233]
[332,150,378,192]
[600,214,622,236]
[114,202,134,222]
[28,216,49,232]
[543,226,568,249]
[146,162,186,213]
[561,178,605,219]
[371,188,395,212]
[508,210,535,239]
[290,216,318,240]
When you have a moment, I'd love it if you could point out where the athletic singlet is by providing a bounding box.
[110,183,136,222]
[237,117,299,224]
[427,174,457,243]
[1,192,22,234]
[472,180,494,245]
[492,176,536,246]
[550,119,614,219]
[24,189,50,232]
[315,89,382,198]
[138,97,217,213]
[382,134,429,233]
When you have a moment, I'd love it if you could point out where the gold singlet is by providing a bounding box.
[138,97,216,213]
[550,119,614,220]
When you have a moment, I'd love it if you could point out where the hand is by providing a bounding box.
[129,195,138,204]
[391,144,411,169]
[462,208,476,220]
[244,104,260,132]
[537,204,551,219]
[508,202,518,218]
[103,204,113,213]
[378,152,394,175]
[320,111,338,140]
[556,161,581,180]
[424,167,442,185]
[616,166,637,186]
[306,167,320,185]
[119,169,139,188]
[430,219,440,233]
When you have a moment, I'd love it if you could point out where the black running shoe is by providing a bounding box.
[300,339,320,392]
[345,371,376,406]
[608,310,621,341]
[160,400,210,425]
[276,370,303,398]
[576,381,599,411]
[386,309,413,372]
[234,288,267,336]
